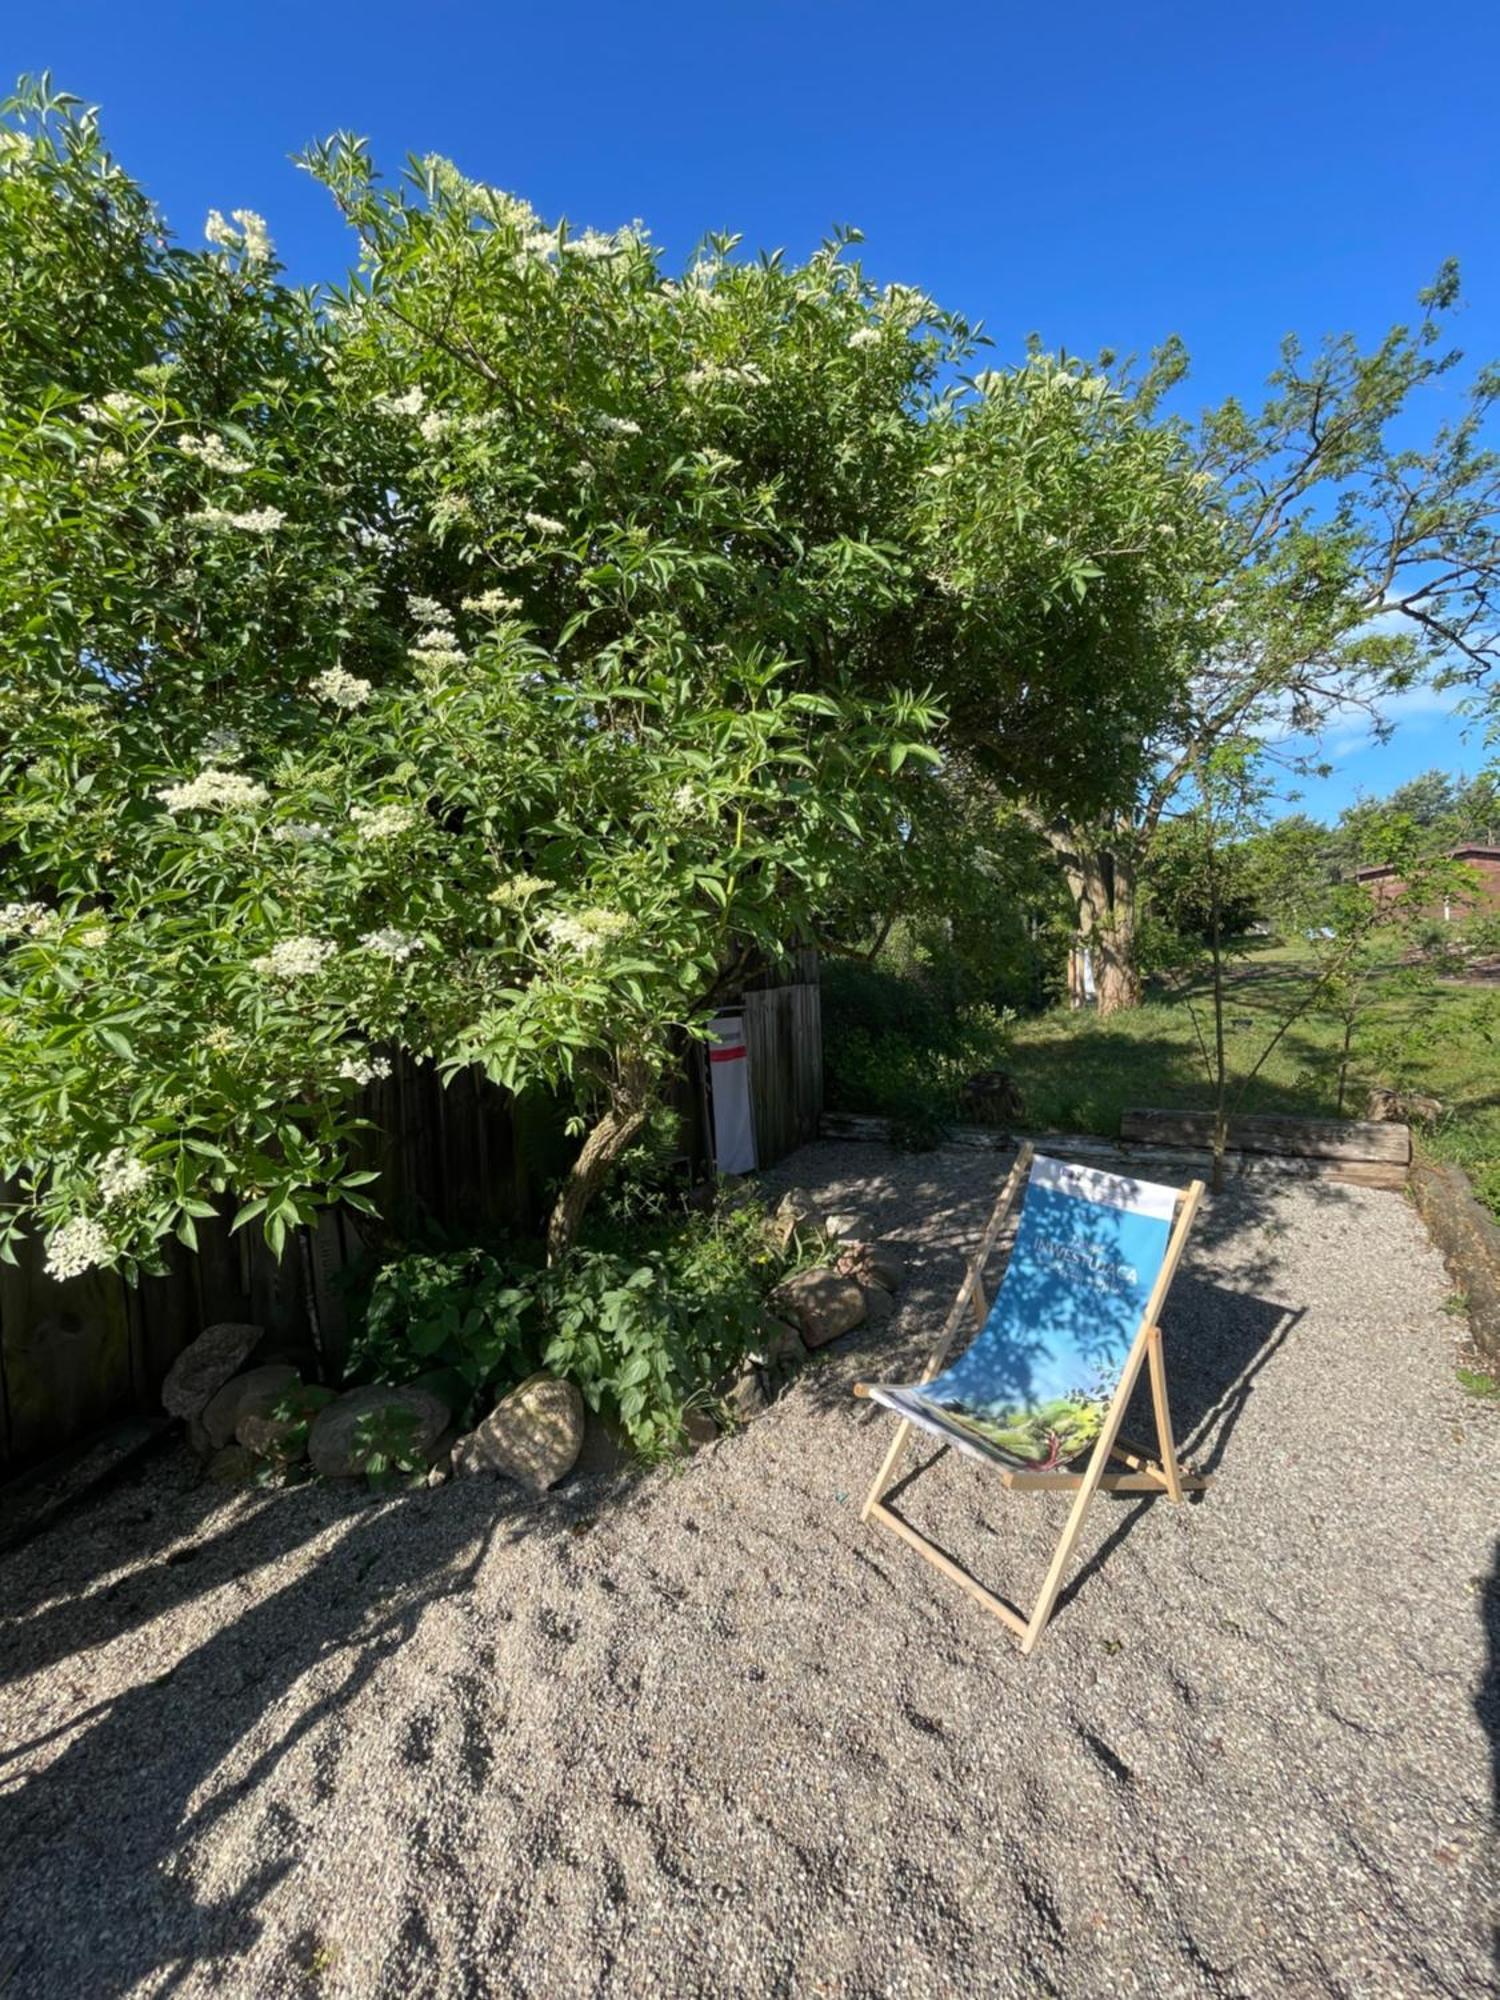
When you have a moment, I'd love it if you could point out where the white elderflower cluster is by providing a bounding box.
[178,432,250,473]
[251,934,337,979]
[846,327,881,349]
[541,908,631,956]
[236,209,273,264]
[487,873,553,907]
[350,803,416,841]
[157,769,270,814]
[375,386,426,418]
[97,1148,152,1206]
[45,1216,112,1282]
[311,664,373,709]
[205,208,273,264]
[419,409,456,443]
[271,820,330,845]
[410,639,467,670]
[337,1051,393,1085]
[880,283,934,329]
[0,900,52,938]
[684,362,766,392]
[564,229,619,261]
[523,510,565,537]
[462,587,523,616]
[80,391,138,423]
[406,597,468,670]
[520,228,559,260]
[188,505,285,534]
[361,927,424,963]
[670,782,701,816]
[595,414,642,436]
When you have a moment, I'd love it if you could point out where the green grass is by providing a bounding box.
[1457,1366,1499,1400]
[1004,946,1499,1217]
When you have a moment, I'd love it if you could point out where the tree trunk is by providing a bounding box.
[1048,824,1143,1017]
[545,1052,659,1265]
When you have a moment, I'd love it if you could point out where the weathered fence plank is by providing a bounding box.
[743,979,823,1166]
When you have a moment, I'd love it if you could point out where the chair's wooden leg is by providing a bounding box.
[1021,1340,1149,1655]
[1146,1325,1185,1504]
[862,1419,914,1520]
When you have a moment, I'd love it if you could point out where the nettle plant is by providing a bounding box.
[0,83,955,1283]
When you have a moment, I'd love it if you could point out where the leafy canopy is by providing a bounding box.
[0,83,962,1275]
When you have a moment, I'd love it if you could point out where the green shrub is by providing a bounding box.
[822,957,1014,1139]
[545,1200,781,1455]
[349,1247,538,1423]
[347,1195,787,1459]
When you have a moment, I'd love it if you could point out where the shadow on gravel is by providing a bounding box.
[1481,1539,1500,1978]
[0,1479,578,1999]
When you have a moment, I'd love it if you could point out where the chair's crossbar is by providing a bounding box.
[865,1501,1029,1639]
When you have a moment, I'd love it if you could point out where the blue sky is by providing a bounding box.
[6,1,1492,821]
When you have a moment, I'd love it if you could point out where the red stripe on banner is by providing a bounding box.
[709,1047,747,1063]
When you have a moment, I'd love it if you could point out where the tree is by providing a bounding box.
[907,352,1218,1008]
[1163,757,1467,1186]
[994,276,1500,1011]
[0,84,964,1279]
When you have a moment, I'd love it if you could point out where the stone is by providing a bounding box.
[204,1444,258,1487]
[573,1408,634,1479]
[238,1383,336,1465]
[450,1373,584,1493]
[859,1282,897,1326]
[161,1323,263,1421]
[770,1267,867,1349]
[835,1242,905,1292]
[1367,1085,1442,1125]
[200,1364,300,1452]
[721,1369,768,1421]
[754,1317,806,1368]
[772,1190,820,1251]
[682,1408,719,1449]
[957,1068,1025,1126]
[822,1213,862,1241]
[307,1384,451,1480]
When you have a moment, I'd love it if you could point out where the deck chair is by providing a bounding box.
[853,1143,1207,1655]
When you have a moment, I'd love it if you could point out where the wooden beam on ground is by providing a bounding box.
[1119,1108,1411,1165]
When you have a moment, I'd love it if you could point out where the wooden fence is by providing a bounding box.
[0,960,825,1477]
[741,979,823,1165]
[0,1059,561,1478]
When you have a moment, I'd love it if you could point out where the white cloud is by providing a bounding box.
[1317,682,1474,761]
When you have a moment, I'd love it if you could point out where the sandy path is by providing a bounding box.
[1,1141,1496,1998]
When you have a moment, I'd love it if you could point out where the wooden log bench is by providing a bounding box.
[818,1109,1412,1189]
[1119,1109,1411,1190]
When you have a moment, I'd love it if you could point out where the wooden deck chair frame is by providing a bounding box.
[853,1142,1207,1655]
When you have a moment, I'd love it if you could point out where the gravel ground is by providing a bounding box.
[2,1139,1497,1999]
